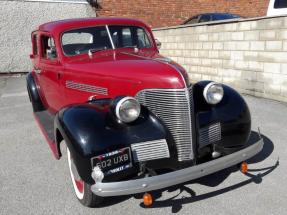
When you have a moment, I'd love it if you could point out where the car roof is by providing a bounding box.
[37,17,149,35]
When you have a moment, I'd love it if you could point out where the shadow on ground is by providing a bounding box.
[98,131,278,212]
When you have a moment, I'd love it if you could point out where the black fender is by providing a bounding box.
[55,99,175,184]
[193,81,251,154]
[26,72,45,112]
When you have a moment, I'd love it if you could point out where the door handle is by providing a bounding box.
[57,73,62,80]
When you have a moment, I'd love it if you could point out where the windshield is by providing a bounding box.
[213,14,240,20]
[108,25,152,49]
[62,26,112,56]
[61,25,152,56]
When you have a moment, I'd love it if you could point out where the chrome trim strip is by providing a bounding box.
[66,81,108,95]
[91,138,264,197]
[131,139,170,162]
[106,25,115,50]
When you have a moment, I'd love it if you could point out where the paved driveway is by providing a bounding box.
[0,76,286,215]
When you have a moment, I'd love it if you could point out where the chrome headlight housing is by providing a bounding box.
[115,97,141,123]
[203,82,224,105]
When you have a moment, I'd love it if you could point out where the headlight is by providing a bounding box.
[115,97,141,123]
[203,82,224,105]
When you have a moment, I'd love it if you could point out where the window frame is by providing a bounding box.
[31,33,39,56]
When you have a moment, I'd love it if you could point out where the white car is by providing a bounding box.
[267,0,287,16]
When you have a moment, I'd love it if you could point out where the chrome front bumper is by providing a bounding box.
[91,138,263,197]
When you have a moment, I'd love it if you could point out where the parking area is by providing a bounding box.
[0,76,286,215]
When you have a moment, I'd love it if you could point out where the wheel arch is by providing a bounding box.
[53,101,169,184]
[55,128,64,158]
[26,72,46,112]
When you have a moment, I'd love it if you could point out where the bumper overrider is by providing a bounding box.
[91,138,263,197]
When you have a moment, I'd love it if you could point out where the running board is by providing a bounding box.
[34,111,59,159]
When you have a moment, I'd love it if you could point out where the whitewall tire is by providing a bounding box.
[66,146,103,207]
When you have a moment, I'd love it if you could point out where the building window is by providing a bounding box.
[274,0,287,9]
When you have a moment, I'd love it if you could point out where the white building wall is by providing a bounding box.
[0,0,94,72]
[153,16,287,102]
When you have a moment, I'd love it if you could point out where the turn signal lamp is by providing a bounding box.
[143,192,153,206]
[240,162,248,174]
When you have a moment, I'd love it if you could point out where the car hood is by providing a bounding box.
[63,50,189,90]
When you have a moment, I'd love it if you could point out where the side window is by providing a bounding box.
[137,28,151,48]
[41,36,57,60]
[274,0,287,8]
[199,15,211,23]
[32,34,38,56]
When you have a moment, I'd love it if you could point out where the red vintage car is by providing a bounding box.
[27,17,263,207]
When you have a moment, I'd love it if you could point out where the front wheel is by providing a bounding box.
[67,147,103,207]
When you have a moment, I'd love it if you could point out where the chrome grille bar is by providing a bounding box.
[136,88,193,161]
[131,139,170,162]
[199,123,221,147]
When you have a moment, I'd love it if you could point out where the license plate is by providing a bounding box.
[91,147,132,175]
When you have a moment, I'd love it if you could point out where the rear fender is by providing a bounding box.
[26,72,45,112]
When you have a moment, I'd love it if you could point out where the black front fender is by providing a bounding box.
[55,99,171,184]
[193,81,251,153]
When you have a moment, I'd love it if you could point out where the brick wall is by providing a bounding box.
[97,0,269,28]
[153,16,287,103]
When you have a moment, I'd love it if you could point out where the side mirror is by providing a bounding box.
[155,39,162,50]
[30,54,35,59]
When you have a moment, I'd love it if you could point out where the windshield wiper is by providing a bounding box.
[88,47,108,58]
[123,45,138,48]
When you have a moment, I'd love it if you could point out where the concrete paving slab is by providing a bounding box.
[0,76,286,215]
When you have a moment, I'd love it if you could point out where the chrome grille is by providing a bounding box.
[131,139,170,162]
[199,123,221,147]
[136,88,193,161]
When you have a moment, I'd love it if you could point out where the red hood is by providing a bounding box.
[62,50,190,99]
[64,50,189,90]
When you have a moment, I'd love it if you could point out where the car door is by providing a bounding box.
[36,33,64,113]
[60,26,112,106]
